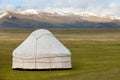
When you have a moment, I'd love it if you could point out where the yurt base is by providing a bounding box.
[12,68,72,71]
[12,56,72,71]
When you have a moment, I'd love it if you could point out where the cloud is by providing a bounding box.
[0,4,15,11]
[47,0,120,17]
[0,0,120,17]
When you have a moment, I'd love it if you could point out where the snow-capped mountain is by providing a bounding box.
[0,11,12,19]
[0,9,120,29]
[0,9,120,20]
[14,9,120,20]
[19,9,39,15]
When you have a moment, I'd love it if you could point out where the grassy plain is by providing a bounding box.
[0,29,120,80]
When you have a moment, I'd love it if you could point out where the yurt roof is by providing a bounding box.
[13,29,71,59]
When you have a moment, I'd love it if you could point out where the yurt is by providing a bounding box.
[12,29,72,70]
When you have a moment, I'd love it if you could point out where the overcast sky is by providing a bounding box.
[0,0,120,16]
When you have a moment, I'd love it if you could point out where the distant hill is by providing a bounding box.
[0,10,120,29]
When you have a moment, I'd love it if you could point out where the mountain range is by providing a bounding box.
[0,9,120,29]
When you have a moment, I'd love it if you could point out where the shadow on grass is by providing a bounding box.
[12,68,72,71]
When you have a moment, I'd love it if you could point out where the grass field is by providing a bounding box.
[0,29,120,80]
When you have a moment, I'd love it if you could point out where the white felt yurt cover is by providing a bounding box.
[12,29,72,69]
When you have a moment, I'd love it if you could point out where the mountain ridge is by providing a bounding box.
[0,10,120,29]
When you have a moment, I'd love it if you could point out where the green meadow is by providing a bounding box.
[0,29,120,80]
